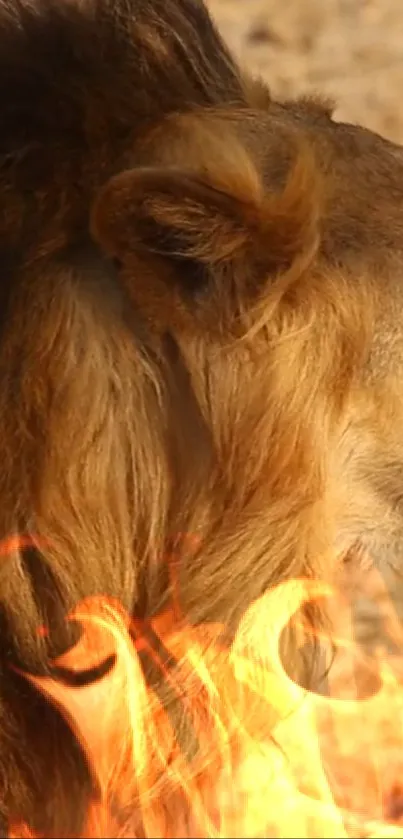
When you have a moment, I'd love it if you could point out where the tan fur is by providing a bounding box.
[0,0,403,834]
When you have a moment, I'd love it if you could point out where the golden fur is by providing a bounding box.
[0,0,403,833]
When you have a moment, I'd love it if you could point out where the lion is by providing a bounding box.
[0,0,403,834]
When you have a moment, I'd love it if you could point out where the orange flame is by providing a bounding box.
[6,536,403,837]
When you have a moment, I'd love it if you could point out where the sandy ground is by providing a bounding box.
[207,0,403,143]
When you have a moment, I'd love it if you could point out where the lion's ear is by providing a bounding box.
[91,131,319,335]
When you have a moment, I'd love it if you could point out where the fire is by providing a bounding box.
[7,537,403,837]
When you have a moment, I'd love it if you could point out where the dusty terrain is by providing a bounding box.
[207,0,403,143]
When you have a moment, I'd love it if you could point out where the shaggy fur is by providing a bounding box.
[1,0,403,834]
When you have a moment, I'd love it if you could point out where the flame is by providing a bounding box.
[6,536,403,837]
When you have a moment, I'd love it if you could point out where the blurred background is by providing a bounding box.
[207,0,403,143]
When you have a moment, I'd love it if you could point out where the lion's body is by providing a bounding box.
[1,0,403,833]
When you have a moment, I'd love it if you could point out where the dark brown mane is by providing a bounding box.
[0,0,244,180]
